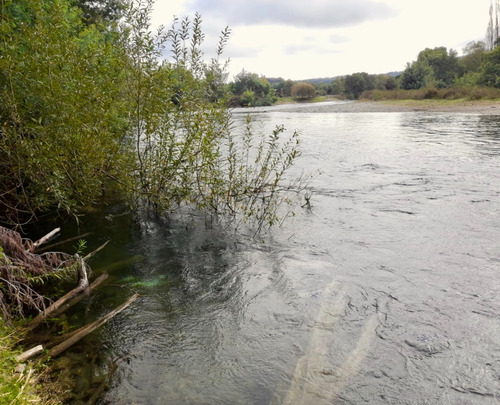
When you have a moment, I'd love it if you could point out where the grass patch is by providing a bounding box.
[275,95,341,105]
[0,322,40,404]
[0,320,70,404]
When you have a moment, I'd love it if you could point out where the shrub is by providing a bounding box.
[291,82,316,99]
[0,0,305,232]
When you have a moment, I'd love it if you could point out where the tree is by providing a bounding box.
[344,72,374,99]
[0,0,303,231]
[229,70,276,106]
[419,47,462,87]
[273,79,294,97]
[399,47,462,89]
[329,77,345,95]
[72,0,126,24]
[291,82,316,99]
[477,45,500,87]
[486,0,500,50]
[0,0,130,224]
[399,62,430,90]
[461,41,487,73]
[384,75,398,90]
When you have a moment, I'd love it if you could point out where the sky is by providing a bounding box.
[150,0,493,81]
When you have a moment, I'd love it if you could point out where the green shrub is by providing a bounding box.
[291,82,316,99]
[0,0,304,231]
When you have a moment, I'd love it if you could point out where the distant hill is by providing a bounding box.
[299,77,338,84]
[385,71,402,77]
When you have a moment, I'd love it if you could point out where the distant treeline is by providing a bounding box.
[230,41,500,106]
[230,1,500,106]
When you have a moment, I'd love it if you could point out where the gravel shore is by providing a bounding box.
[270,99,500,114]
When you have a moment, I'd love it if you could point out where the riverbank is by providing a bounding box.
[271,98,500,114]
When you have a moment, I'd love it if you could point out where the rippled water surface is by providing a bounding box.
[60,107,500,404]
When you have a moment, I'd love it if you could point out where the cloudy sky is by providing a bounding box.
[151,0,492,81]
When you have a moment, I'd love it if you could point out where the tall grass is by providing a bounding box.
[0,323,40,404]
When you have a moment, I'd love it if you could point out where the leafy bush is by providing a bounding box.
[229,70,275,106]
[291,82,316,99]
[0,0,131,224]
[0,0,304,231]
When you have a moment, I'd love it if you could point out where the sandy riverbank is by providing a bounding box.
[271,99,500,114]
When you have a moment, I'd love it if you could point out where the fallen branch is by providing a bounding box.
[25,273,108,331]
[83,240,110,261]
[16,345,44,362]
[37,232,91,252]
[48,293,139,358]
[32,228,61,251]
[76,254,89,288]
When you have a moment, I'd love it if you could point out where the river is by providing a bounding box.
[47,103,500,404]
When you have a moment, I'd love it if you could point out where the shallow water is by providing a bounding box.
[47,106,500,404]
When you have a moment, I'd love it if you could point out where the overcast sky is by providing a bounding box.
[151,0,492,81]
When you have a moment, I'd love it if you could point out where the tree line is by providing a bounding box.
[231,40,500,105]
[230,1,500,104]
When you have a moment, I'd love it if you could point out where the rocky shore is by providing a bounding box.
[270,99,500,114]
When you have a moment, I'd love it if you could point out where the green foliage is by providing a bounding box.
[344,72,374,99]
[0,0,303,231]
[240,89,256,106]
[460,41,486,73]
[400,47,462,90]
[0,323,40,404]
[73,0,126,24]
[273,78,295,97]
[0,0,131,225]
[117,2,302,230]
[477,45,500,87]
[291,82,316,99]
[334,73,397,100]
[329,78,345,96]
[124,7,303,229]
[75,239,87,255]
[229,70,277,106]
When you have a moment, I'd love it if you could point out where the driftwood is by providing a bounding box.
[83,240,110,261]
[31,228,61,251]
[36,232,91,252]
[17,293,138,361]
[48,293,139,358]
[16,344,44,362]
[25,273,108,331]
[76,254,89,288]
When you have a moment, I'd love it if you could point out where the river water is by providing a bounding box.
[52,103,500,404]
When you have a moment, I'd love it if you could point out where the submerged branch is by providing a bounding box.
[48,293,139,358]
[25,273,109,331]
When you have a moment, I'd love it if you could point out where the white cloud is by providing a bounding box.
[151,0,493,80]
[185,0,396,28]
